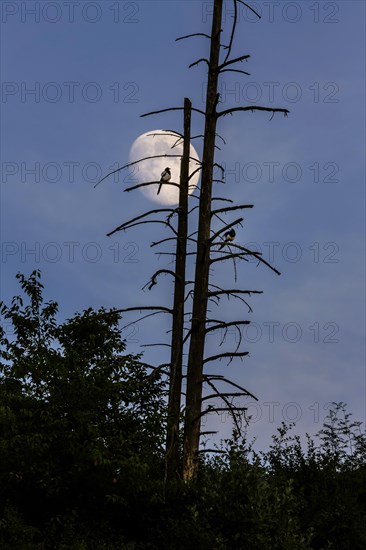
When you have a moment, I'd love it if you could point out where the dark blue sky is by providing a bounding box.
[1,0,365,450]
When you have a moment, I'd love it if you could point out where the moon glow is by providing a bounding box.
[128,130,201,205]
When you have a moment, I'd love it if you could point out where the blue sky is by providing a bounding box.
[1,0,365,450]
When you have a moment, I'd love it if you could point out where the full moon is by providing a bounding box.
[128,130,201,205]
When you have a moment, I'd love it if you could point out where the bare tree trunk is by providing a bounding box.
[166,98,191,480]
[183,0,223,482]
[100,0,287,484]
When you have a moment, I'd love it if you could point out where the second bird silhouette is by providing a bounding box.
[157,167,171,195]
[219,228,236,250]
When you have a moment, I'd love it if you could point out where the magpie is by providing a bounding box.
[157,167,171,195]
[219,228,236,249]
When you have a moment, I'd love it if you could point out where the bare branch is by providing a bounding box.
[153,250,184,257]
[237,0,262,19]
[205,320,250,333]
[182,329,192,345]
[141,343,171,348]
[223,243,281,275]
[203,374,258,401]
[142,269,177,291]
[188,166,202,181]
[215,133,226,145]
[208,289,262,297]
[211,204,253,216]
[124,181,180,193]
[171,136,184,149]
[219,54,250,71]
[95,153,200,188]
[223,0,238,64]
[209,286,254,311]
[108,219,178,237]
[204,378,243,433]
[191,134,205,142]
[203,351,249,365]
[207,289,261,312]
[151,237,175,248]
[220,68,250,76]
[211,197,233,203]
[213,162,225,178]
[189,132,226,147]
[141,106,205,118]
[210,242,280,275]
[217,105,290,119]
[166,208,180,224]
[117,306,173,315]
[106,208,176,237]
[189,58,210,69]
[120,310,172,331]
[202,392,249,401]
[210,251,249,262]
[147,130,183,139]
[176,32,211,42]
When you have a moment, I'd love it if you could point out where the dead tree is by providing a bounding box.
[96,0,289,484]
[181,0,289,481]
[165,98,191,480]
[95,102,198,483]
[182,0,224,482]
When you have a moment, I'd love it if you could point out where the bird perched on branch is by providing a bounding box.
[157,167,171,195]
[219,228,236,249]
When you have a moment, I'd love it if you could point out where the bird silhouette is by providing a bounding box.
[157,167,171,195]
[219,228,236,250]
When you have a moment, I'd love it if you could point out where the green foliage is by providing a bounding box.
[0,271,166,548]
[1,272,365,549]
[155,412,365,550]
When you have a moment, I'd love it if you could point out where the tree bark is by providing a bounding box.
[166,98,191,480]
[183,0,223,482]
